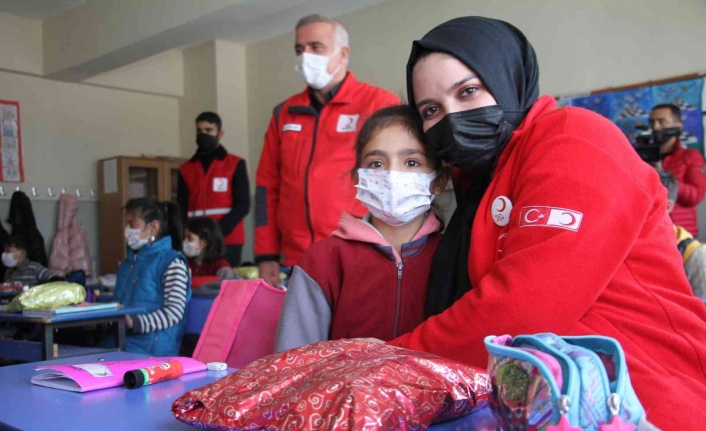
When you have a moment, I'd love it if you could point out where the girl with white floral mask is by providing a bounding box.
[274,105,450,352]
[183,217,236,282]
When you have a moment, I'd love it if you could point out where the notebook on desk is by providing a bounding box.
[22,302,121,317]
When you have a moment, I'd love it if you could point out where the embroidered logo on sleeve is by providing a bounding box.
[213,177,229,192]
[519,206,583,231]
[282,123,302,132]
[337,114,359,132]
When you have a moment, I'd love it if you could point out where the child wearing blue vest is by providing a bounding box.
[114,198,191,356]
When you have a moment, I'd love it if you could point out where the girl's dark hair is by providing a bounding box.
[353,104,441,172]
[186,217,225,262]
[124,197,183,252]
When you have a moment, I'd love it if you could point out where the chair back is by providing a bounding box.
[192,279,286,368]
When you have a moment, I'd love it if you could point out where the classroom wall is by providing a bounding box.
[0,69,180,273]
[179,42,218,159]
[244,0,706,238]
[84,49,185,97]
[214,40,255,263]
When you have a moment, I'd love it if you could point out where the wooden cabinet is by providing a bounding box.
[97,156,185,274]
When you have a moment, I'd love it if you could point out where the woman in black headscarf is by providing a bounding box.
[386,16,706,429]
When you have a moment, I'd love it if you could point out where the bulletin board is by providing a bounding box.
[557,74,706,155]
[0,99,24,182]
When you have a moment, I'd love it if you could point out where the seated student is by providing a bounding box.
[275,105,450,352]
[114,198,191,356]
[3,236,61,287]
[183,217,236,280]
[659,169,706,299]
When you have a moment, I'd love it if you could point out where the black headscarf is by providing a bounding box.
[406,17,540,317]
[407,16,539,127]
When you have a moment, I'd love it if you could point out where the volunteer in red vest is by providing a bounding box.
[649,103,706,236]
[255,14,399,286]
[178,112,250,266]
[382,16,706,430]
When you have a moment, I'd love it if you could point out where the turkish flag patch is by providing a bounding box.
[519,206,583,231]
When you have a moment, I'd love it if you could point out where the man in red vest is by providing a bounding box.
[178,112,250,266]
[650,104,706,236]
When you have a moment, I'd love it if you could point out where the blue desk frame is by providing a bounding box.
[0,307,143,361]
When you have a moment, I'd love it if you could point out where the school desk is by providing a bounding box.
[0,351,498,431]
[0,306,143,362]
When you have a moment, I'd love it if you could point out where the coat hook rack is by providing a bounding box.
[0,184,98,201]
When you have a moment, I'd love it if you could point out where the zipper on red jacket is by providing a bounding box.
[303,114,320,245]
[393,261,403,337]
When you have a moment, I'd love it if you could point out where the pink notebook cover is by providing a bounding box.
[31,356,207,392]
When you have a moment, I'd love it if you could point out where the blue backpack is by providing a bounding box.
[484,333,645,430]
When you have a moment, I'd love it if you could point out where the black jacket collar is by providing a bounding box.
[190,144,227,162]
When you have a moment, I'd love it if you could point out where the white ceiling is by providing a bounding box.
[0,0,87,20]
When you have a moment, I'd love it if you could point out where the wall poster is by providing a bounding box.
[0,99,24,182]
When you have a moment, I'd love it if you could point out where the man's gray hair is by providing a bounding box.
[296,14,349,49]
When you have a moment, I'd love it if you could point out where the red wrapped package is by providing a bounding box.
[172,339,490,430]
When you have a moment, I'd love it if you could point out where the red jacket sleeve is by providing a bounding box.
[254,112,283,261]
[390,130,661,368]
[675,149,706,207]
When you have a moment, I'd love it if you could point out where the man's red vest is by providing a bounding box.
[180,154,244,245]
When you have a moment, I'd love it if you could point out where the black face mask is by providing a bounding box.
[424,105,516,175]
[196,132,219,151]
[652,127,681,145]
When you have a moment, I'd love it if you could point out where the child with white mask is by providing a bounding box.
[275,105,450,352]
[3,235,60,287]
[183,217,236,281]
[112,198,191,356]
